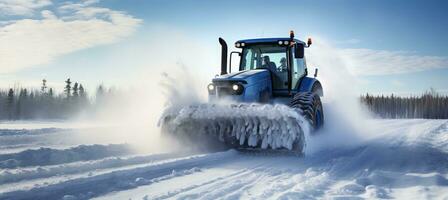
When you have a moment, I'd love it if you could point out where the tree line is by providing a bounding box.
[0,79,112,120]
[361,90,448,119]
[2,80,447,120]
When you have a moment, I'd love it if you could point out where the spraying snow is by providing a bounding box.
[303,38,376,154]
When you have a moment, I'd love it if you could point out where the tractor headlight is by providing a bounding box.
[284,40,289,45]
[208,84,215,91]
[241,42,245,47]
[232,84,239,91]
[235,43,240,48]
[278,41,283,45]
[231,84,244,95]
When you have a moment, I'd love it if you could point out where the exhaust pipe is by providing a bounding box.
[219,37,228,75]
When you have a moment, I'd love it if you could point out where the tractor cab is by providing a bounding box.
[209,31,318,103]
[235,37,310,97]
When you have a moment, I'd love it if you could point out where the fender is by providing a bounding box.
[298,77,323,96]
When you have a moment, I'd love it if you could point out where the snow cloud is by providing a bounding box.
[0,0,142,74]
[339,48,448,76]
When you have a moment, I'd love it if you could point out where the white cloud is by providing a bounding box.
[59,0,98,11]
[339,48,448,76]
[0,0,142,74]
[0,0,52,16]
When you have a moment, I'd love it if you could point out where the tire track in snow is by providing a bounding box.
[0,150,238,200]
[205,164,330,199]
[239,169,313,199]
[0,152,190,185]
[0,144,134,169]
[273,170,332,199]
[150,168,257,200]
[216,167,290,200]
[153,166,266,200]
[97,153,313,200]
[152,155,309,200]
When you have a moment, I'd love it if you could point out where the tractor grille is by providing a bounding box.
[217,87,233,97]
[213,81,233,97]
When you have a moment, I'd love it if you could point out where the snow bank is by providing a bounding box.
[159,103,310,151]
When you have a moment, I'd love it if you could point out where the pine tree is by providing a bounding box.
[48,88,54,97]
[17,89,28,119]
[73,82,79,97]
[47,88,55,118]
[79,84,86,98]
[41,79,47,94]
[64,78,72,99]
[96,85,105,102]
[94,85,106,112]
[7,88,14,120]
[77,84,89,114]
[79,84,88,104]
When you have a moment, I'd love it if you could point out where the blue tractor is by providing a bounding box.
[160,31,324,153]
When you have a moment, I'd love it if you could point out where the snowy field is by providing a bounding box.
[0,119,447,200]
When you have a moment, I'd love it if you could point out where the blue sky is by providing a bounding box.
[1,0,447,95]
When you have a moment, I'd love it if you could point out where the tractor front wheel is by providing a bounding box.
[290,92,324,131]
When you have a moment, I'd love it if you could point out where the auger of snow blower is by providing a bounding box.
[159,31,324,154]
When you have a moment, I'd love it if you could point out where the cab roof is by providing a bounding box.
[236,37,306,45]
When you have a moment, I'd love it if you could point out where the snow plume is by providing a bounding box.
[305,38,375,154]
[159,65,206,109]
[63,29,213,154]
[88,75,209,153]
[74,82,172,154]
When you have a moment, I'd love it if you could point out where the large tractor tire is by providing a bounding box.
[290,92,324,131]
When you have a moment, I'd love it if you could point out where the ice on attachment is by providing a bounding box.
[159,103,310,151]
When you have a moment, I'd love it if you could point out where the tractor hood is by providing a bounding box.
[212,69,270,85]
[209,69,272,102]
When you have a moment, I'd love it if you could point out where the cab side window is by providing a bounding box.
[292,53,306,89]
[295,58,306,77]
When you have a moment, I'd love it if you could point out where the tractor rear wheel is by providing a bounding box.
[290,92,324,131]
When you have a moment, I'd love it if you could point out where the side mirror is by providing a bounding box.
[294,43,304,59]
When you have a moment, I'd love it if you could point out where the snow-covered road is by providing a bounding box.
[0,119,447,200]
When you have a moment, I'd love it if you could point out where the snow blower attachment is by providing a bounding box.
[159,31,324,154]
[160,104,309,152]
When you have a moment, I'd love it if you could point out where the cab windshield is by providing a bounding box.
[239,44,288,72]
[240,44,289,90]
